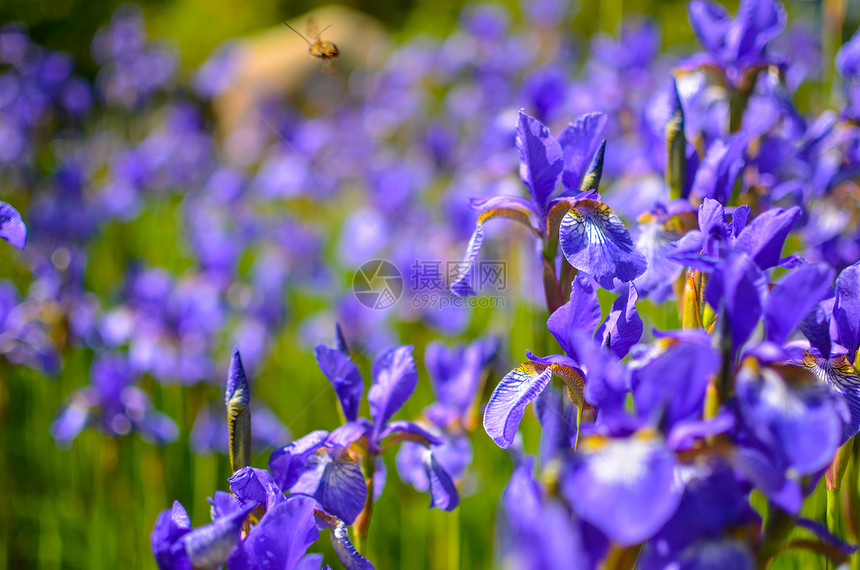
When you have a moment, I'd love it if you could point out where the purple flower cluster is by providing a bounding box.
[4,0,860,566]
[152,328,496,568]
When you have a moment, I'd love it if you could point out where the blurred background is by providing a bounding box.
[0,0,856,568]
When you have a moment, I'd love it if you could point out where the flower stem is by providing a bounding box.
[757,503,795,568]
[355,450,378,556]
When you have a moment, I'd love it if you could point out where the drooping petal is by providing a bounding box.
[432,433,472,483]
[269,430,329,490]
[291,450,367,525]
[314,341,363,422]
[597,282,643,359]
[516,110,564,218]
[764,264,834,346]
[833,262,860,360]
[547,276,602,357]
[368,345,418,433]
[558,200,647,289]
[733,206,801,270]
[687,0,730,57]
[0,201,26,249]
[732,445,802,514]
[245,496,319,570]
[321,515,375,570]
[450,207,539,297]
[561,432,682,546]
[667,412,736,450]
[423,448,459,511]
[484,363,554,449]
[226,348,251,473]
[558,112,607,192]
[395,441,430,492]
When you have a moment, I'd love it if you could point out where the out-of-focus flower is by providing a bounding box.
[51,354,178,446]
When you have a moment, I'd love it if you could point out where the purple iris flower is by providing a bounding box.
[396,338,497,489]
[51,353,178,446]
[451,110,647,295]
[270,326,460,523]
[684,0,786,88]
[731,358,847,514]
[667,199,801,352]
[152,493,319,570]
[484,277,641,448]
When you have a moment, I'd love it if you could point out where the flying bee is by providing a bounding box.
[284,21,339,60]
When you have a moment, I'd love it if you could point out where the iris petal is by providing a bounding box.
[423,448,459,511]
[516,110,564,219]
[246,496,320,570]
[368,345,418,434]
[483,363,554,448]
[561,433,681,546]
[314,341,363,422]
[558,200,647,289]
[803,353,860,443]
[0,201,26,249]
[558,113,607,192]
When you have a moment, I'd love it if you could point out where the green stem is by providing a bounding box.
[827,489,840,570]
[715,311,735,406]
[757,503,795,568]
[355,450,378,556]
